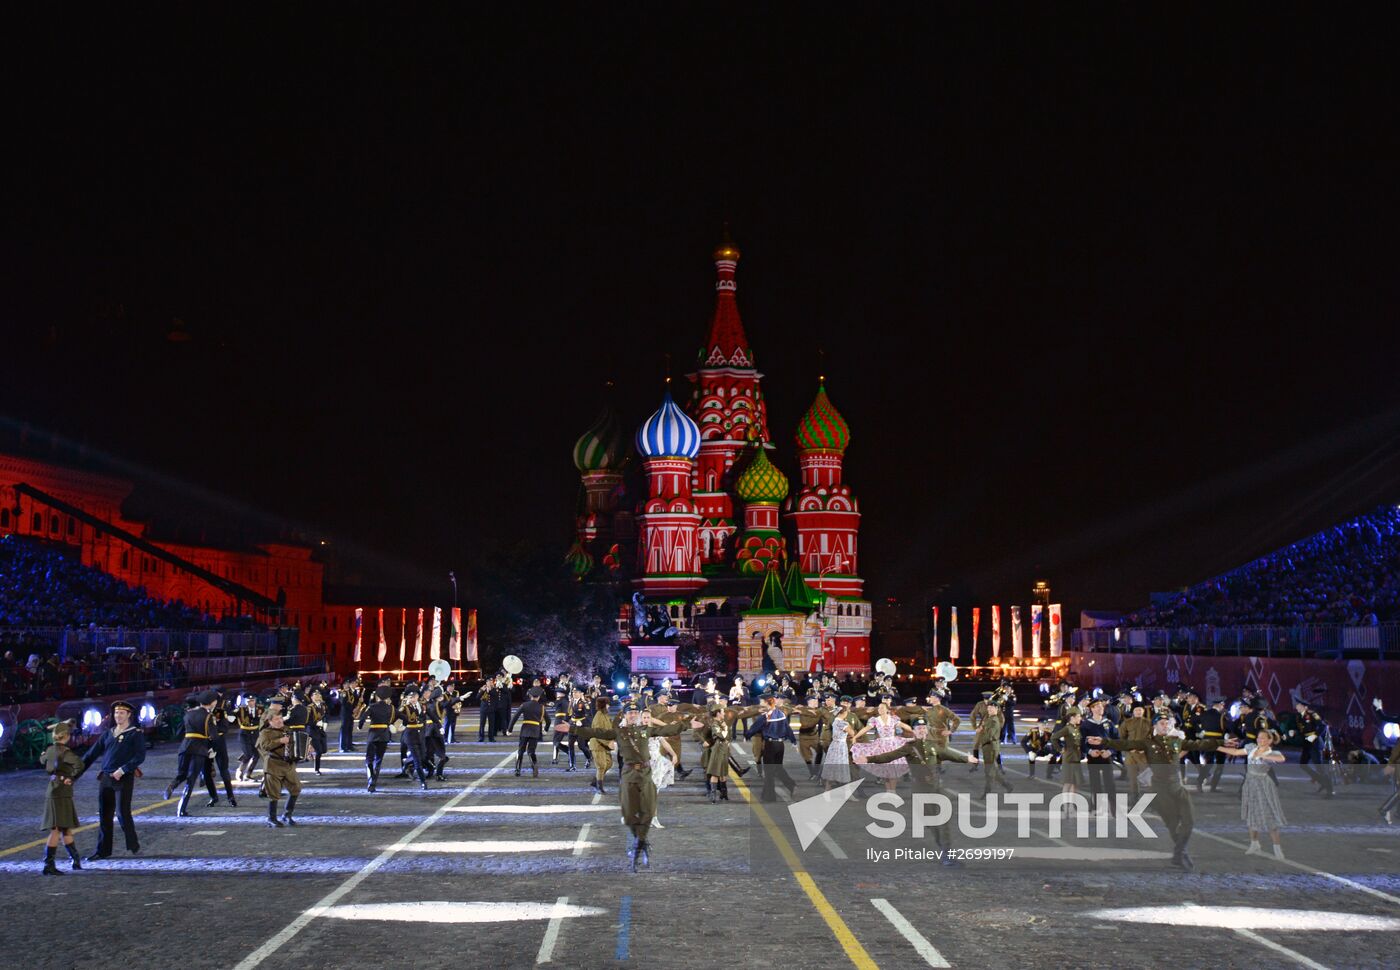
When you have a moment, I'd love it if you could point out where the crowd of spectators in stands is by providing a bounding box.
[0,639,189,704]
[0,533,257,630]
[1125,505,1400,628]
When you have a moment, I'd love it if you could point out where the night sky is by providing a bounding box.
[7,12,1400,624]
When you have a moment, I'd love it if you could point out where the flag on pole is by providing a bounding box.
[354,608,363,662]
[449,607,462,662]
[972,607,981,663]
[949,606,960,660]
[398,607,407,664]
[466,608,478,663]
[930,606,939,661]
[1010,606,1023,659]
[1030,604,1043,660]
[991,605,1001,660]
[376,608,387,663]
[1049,603,1063,657]
[413,608,424,662]
[430,607,442,661]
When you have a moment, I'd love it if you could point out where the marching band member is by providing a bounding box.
[256,708,303,828]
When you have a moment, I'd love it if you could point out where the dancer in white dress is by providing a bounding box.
[647,735,677,828]
[1218,729,1288,859]
[821,697,856,789]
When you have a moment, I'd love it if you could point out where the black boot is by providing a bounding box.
[514,754,523,777]
[282,795,298,826]
[177,792,192,817]
[225,782,238,807]
[366,766,377,793]
[627,833,639,871]
[42,846,61,875]
[635,839,650,868]
[266,800,284,828]
[719,782,729,801]
[532,760,539,778]
[64,843,82,870]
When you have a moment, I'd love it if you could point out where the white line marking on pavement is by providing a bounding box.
[536,896,570,964]
[190,830,226,836]
[1233,929,1330,970]
[232,751,515,970]
[444,804,617,814]
[542,792,603,962]
[871,898,951,967]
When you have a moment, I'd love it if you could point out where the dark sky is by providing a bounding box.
[7,11,1400,623]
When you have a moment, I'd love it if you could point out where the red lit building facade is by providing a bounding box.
[0,452,399,670]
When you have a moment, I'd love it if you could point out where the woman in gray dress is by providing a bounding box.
[1219,728,1287,859]
[41,720,87,874]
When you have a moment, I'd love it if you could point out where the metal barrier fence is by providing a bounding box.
[0,626,297,658]
[1071,622,1400,659]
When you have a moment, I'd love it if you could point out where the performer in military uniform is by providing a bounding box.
[1118,702,1151,801]
[1081,697,1118,815]
[973,691,1014,797]
[80,700,146,860]
[305,688,329,774]
[476,678,497,741]
[575,700,693,870]
[1195,698,1229,792]
[1291,700,1334,796]
[40,720,86,874]
[1089,712,1221,869]
[338,677,361,751]
[165,690,220,816]
[256,708,303,828]
[423,684,449,779]
[1050,709,1085,813]
[856,716,979,865]
[358,685,397,792]
[794,693,826,780]
[510,687,547,777]
[235,694,262,781]
[207,690,238,806]
[1021,724,1051,778]
[586,696,615,794]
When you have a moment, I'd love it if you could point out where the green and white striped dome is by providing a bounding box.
[572,405,625,472]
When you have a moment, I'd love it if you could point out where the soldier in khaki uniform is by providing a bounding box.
[896,691,960,747]
[256,709,303,829]
[575,700,695,870]
[857,716,979,865]
[586,697,615,795]
[794,694,826,780]
[973,690,1014,797]
[1050,709,1086,806]
[696,697,759,799]
[1089,712,1221,870]
[1118,703,1152,800]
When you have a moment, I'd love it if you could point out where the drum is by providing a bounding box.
[285,731,311,762]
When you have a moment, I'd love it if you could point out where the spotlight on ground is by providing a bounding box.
[139,703,157,726]
[615,680,626,691]
[1383,721,1400,742]
[82,707,103,732]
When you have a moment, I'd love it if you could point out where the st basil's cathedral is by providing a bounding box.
[566,235,871,674]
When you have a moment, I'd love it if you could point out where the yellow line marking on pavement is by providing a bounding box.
[731,774,879,970]
[0,798,178,858]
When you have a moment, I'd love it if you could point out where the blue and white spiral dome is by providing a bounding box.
[636,386,701,459]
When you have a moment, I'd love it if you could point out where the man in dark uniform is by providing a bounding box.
[1089,712,1221,870]
[209,689,238,806]
[575,700,693,870]
[494,676,513,737]
[338,677,361,752]
[1292,700,1334,796]
[476,678,497,742]
[1196,698,1230,792]
[165,690,220,817]
[1080,697,1118,815]
[396,689,431,789]
[443,683,461,743]
[358,686,396,792]
[744,693,798,802]
[81,700,146,859]
[510,687,547,777]
[857,716,979,865]
[423,684,449,779]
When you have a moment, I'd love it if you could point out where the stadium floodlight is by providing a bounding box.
[1383,722,1400,742]
[139,703,157,726]
[615,681,626,691]
[82,708,103,731]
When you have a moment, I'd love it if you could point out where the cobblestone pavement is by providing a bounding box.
[0,711,1395,969]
